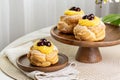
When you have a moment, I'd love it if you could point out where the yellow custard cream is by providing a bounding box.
[64,10,84,16]
[32,40,54,54]
[79,16,100,27]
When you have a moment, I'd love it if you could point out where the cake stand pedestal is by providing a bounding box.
[50,24,120,63]
[76,47,101,63]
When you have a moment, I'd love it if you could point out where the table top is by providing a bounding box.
[0,26,52,80]
[1,25,120,80]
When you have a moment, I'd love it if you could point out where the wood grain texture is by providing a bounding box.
[76,47,102,63]
[16,54,68,72]
[50,24,120,47]
[50,24,120,63]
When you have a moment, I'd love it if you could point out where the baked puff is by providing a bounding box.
[27,39,59,67]
[57,7,84,34]
[73,14,106,41]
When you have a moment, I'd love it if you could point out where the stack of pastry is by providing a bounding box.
[27,39,59,67]
[57,7,106,42]
[57,7,84,34]
[73,14,106,41]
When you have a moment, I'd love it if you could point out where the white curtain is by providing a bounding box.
[0,0,120,51]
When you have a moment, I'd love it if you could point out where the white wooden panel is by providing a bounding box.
[0,0,10,50]
[9,0,25,42]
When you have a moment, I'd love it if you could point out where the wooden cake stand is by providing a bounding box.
[50,24,120,63]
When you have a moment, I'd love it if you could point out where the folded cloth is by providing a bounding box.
[5,42,79,80]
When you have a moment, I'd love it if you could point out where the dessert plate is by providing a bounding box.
[16,53,68,72]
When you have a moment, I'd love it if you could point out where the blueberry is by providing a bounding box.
[87,14,94,20]
[88,14,94,19]
[88,17,94,20]
[69,7,81,12]
[82,15,88,19]
[37,42,44,46]
[40,38,47,42]
[76,7,81,11]
[45,41,51,47]
[87,16,92,20]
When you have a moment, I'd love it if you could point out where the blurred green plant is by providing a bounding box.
[95,0,109,8]
[102,14,120,26]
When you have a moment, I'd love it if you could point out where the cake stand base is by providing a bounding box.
[76,47,102,63]
[51,25,120,63]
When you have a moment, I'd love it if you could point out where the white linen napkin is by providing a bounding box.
[5,42,79,80]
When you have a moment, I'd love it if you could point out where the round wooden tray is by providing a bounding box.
[50,24,120,63]
[16,53,68,72]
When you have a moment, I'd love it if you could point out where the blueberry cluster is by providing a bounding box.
[37,39,51,47]
[69,7,81,12]
[82,14,95,20]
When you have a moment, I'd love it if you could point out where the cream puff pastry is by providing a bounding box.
[73,14,106,41]
[27,39,59,67]
[57,7,84,34]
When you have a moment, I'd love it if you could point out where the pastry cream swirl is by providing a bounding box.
[64,10,84,16]
[32,40,54,54]
[78,16,100,27]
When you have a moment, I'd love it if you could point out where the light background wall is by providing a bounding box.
[0,0,120,51]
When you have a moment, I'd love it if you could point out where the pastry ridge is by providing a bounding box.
[27,46,59,67]
[73,21,106,41]
[57,15,83,34]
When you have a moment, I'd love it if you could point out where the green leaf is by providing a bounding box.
[102,14,120,26]
[110,18,120,26]
[102,14,120,23]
